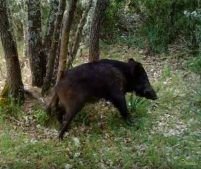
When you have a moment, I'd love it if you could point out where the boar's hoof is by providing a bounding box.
[58,133,64,140]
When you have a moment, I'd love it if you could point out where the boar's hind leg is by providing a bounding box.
[56,105,65,125]
[58,102,83,140]
[58,111,73,140]
[109,91,130,120]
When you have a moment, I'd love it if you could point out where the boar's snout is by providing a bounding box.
[143,87,158,100]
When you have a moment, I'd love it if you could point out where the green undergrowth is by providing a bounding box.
[0,52,201,168]
[188,54,201,75]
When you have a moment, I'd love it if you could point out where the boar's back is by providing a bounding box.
[56,61,126,99]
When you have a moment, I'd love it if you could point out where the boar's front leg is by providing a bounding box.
[108,90,131,122]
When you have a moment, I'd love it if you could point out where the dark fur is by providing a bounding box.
[47,58,157,139]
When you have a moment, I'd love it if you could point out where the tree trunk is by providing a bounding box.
[0,0,24,101]
[43,0,59,56]
[88,0,108,62]
[67,0,92,69]
[42,0,66,95]
[23,13,28,58]
[56,0,78,83]
[28,0,46,87]
[19,0,28,58]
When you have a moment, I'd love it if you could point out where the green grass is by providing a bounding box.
[188,55,201,75]
[0,45,201,168]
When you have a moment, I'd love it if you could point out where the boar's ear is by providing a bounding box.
[128,58,142,76]
[128,58,135,64]
[128,58,137,75]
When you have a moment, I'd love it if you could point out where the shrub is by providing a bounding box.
[188,55,201,74]
[103,0,201,54]
[0,97,22,118]
[137,0,201,53]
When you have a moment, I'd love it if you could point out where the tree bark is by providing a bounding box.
[42,0,66,95]
[28,0,46,87]
[0,0,24,101]
[43,0,59,56]
[56,0,78,83]
[22,3,28,58]
[67,0,92,69]
[88,0,108,62]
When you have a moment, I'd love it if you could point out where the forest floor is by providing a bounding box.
[0,44,201,169]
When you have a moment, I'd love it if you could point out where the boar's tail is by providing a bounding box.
[46,90,59,116]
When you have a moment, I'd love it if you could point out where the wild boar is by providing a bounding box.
[47,58,157,139]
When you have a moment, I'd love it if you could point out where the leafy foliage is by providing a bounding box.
[188,55,201,74]
[137,0,201,53]
[102,0,124,39]
[6,0,201,54]
[103,0,201,53]
[0,97,22,119]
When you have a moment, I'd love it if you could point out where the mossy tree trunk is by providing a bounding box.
[88,0,108,62]
[0,0,24,101]
[28,0,46,87]
[43,0,59,57]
